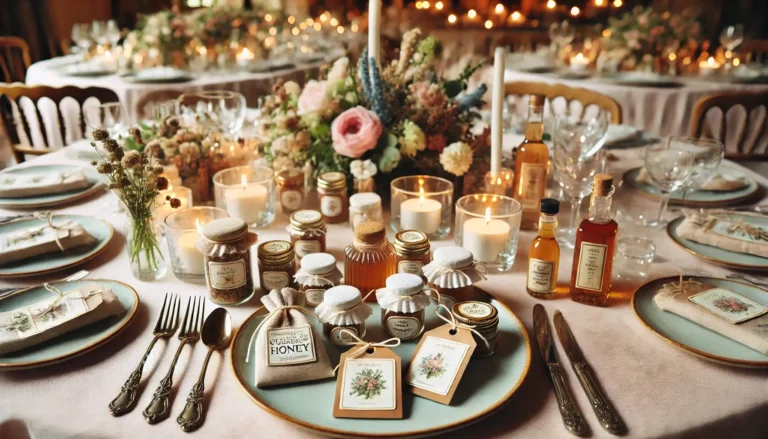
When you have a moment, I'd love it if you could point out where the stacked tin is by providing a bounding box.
[451,301,499,358]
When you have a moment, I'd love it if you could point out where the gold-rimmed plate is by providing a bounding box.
[0,215,114,278]
[0,279,139,370]
[0,165,105,209]
[230,288,531,437]
[633,275,768,368]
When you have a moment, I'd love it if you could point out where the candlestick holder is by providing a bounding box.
[483,168,515,197]
[213,165,275,228]
[165,206,228,283]
[455,194,522,272]
[390,175,453,239]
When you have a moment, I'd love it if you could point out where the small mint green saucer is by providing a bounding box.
[633,276,768,368]
[0,279,139,370]
[230,290,531,437]
[0,164,104,209]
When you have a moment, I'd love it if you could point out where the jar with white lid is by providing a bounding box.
[295,252,342,308]
[376,273,432,341]
[316,285,373,346]
[423,246,487,308]
[349,192,383,230]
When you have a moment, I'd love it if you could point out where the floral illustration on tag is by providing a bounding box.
[419,353,447,379]
[713,295,752,314]
[688,287,768,324]
[349,368,387,400]
[31,300,70,324]
[1,312,33,334]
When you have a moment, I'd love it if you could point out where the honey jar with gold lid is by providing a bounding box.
[317,172,348,223]
[276,168,305,214]
[393,230,431,276]
[451,301,499,358]
[288,209,326,262]
[257,240,297,293]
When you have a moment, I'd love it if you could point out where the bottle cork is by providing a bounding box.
[354,221,386,244]
[529,94,545,107]
[593,174,614,196]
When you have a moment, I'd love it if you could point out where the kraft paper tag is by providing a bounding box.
[333,346,402,419]
[405,324,476,405]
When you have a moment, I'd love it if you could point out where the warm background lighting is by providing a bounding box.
[495,4,505,14]
[448,14,457,24]
[423,1,430,9]
[613,0,623,7]
[546,1,557,9]
[468,9,477,19]
[484,20,493,29]
[436,1,444,10]
[595,0,605,6]
[511,11,522,21]
[571,6,580,16]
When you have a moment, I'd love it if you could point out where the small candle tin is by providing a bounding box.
[451,301,499,358]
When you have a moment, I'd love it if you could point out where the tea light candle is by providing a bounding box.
[400,188,442,234]
[155,185,191,223]
[102,50,117,70]
[236,47,255,67]
[224,175,268,224]
[570,53,589,72]
[162,164,181,187]
[176,219,205,275]
[462,207,510,263]
[699,56,720,77]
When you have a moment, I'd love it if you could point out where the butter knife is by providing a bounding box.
[554,310,625,435]
[533,304,586,436]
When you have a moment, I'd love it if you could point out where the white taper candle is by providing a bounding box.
[368,0,381,67]
[491,47,505,178]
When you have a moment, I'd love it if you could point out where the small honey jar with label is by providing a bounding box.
[393,230,431,277]
[376,273,432,341]
[257,240,297,293]
[295,252,342,308]
[315,285,372,346]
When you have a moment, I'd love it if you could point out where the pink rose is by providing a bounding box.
[331,106,382,158]
[297,80,329,115]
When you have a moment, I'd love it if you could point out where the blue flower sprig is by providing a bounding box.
[458,83,488,113]
[357,48,392,125]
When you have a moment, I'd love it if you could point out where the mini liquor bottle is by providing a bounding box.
[527,198,560,298]
[512,95,549,230]
[570,174,618,306]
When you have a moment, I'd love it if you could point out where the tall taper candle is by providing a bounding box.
[368,0,381,67]
[491,47,505,178]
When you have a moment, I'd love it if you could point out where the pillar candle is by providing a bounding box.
[368,0,381,68]
[462,207,510,263]
[176,229,205,275]
[400,190,442,234]
[491,47,505,178]
[224,175,268,225]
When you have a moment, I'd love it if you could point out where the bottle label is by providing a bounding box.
[527,258,555,294]
[321,195,342,217]
[262,271,290,291]
[208,260,246,289]
[266,325,316,366]
[304,288,326,307]
[398,260,423,275]
[386,316,421,339]
[575,242,608,291]
[331,326,358,345]
[295,239,321,258]
[519,163,546,210]
[281,189,303,211]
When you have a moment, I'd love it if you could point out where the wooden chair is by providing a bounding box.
[690,90,768,160]
[0,84,120,164]
[0,37,32,83]
[504,81,623,124]
[742,39,768,64]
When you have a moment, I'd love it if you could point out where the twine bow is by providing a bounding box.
[728,219,768,242]
[434,303,491,350]
[31,283,103,319]
[332,329,401,375]
[430,261,488,284]
[245,305,321,363]
[662,274,703,298]
[8,212,74,252]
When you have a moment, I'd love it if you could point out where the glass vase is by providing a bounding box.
[124,216,167,281]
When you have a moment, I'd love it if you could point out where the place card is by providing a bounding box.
[688,288,768,324]
[333,346,402,419]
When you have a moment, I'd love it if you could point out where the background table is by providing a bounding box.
[1,139,768,438]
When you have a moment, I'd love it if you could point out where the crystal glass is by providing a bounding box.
[165,206,228,283]
[615,237,656,281]
[178,90,247,135]
[644,145,694,227]
[670,137,725,201]
[719,24,744,52]
[554,109,610,159]
[455,194,522,272]
[549,20,575,65]
[84,102,127,138]
[71,23,92,58]
[106,19,121,47]
[212,165,275,228]
[91,20,109,46]
[484,168,515,197]
[390,175,453,240]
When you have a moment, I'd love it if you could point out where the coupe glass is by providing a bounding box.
[719,25,744,51]
[178,90,247,135]
[643,146,694,228]
[671,137,725,201]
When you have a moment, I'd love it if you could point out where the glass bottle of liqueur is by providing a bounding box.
[513,94,549,230]
[527,198,560,299]
[570,174,618,306]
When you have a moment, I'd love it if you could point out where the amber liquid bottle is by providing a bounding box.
[570,174,618,306]
[513,95,549,230]
[344,221,396,302]
[527,198,560,299]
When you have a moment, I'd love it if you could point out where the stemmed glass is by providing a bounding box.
[71,23,93,59]
[91,20,109,46]
[643,145,695,228]
[671,137,725,202]
[719,25,744,51]
[106,20,121,48]
[549,20,576,66]
[177,90,247,135]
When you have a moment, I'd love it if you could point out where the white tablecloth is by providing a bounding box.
[2,140,768,438]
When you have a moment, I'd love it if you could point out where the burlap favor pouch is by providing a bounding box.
[249,288,333,387]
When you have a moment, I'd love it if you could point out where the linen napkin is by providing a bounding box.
[676,213,768,258]
[0,169,90,198]
[0,282,124,355]
[0,216,97,265]
[636,167,747,192]
[654,278,768,355]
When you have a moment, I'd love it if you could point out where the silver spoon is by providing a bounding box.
[176,308,232,432]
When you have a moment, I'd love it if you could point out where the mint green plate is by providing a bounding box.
[0,165,104,209]
[0,279,139,370]
[0,215,114,278]
[230,291,531,437]
[668,215,768,271]
[623,166,759,207]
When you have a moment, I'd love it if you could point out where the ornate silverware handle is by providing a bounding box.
[549,363,586,436]
[108,335,160,416]
[177,348,214,432]
[143,340,188,424]
[573,362,624,435]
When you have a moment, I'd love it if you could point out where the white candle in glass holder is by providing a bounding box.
[176,219,205,275]
[462,207,510,263]
[570,53,589,72]
[400,188,442,234]
[155,185,191,223]
[224,174,267,224]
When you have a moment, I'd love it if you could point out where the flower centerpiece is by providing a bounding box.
[91,129,181,280]
[258,28,489,195]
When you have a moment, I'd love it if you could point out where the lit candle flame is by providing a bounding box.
[195,218,202,234]
[241,174,247,189]
[419,187,425,205]
[708,56,716,66]
[485,207,491,224]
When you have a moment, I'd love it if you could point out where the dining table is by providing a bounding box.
[1,136,768,439]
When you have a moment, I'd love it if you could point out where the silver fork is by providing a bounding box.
[143,296,205,424]
[0,270,89,299]
[108,293,180,416]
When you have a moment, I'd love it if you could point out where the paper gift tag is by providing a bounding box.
[333,346,402,419]
[688,287,768,324]
[405,324,476,405]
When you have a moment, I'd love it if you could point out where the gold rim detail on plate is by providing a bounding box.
[228,299,532,438]
[0,279,140,370]
[0,182,105,209]
[631,275,768,368]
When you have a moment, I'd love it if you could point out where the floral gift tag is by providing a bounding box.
[688,288,768,324]
[333,346,402,419]
[405,324,476,405]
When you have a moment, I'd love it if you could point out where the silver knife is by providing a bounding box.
[533,304,587,436]
[554,310,625,435]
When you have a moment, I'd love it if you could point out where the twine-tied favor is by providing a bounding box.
[434,303,491,350]
[31,283,103,319]
[7,212,75,252]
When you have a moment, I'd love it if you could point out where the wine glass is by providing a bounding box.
[178,90,247,135]
[91,20,109,46]
[84,102,127,138]
[719,25,744,52]
[71,23,92,59]
[643,145,694,228]
[554,108,610,159]
[106,19,121,47]
[549,20,576,66]
[670,137,725,201]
